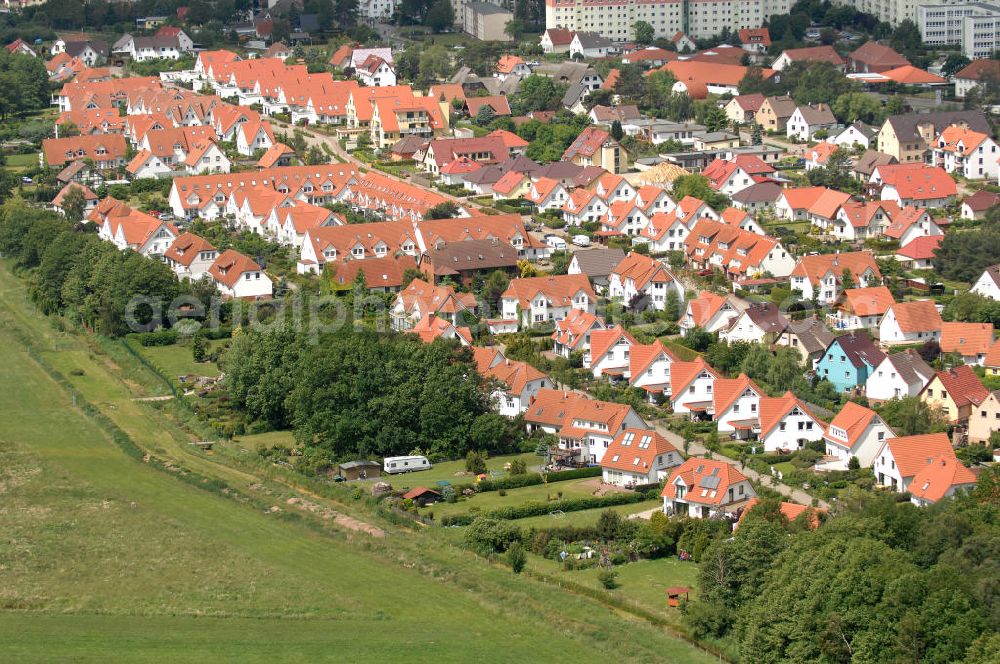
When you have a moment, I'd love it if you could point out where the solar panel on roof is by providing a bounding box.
[699,475,721,489]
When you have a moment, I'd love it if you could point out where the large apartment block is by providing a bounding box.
[545,0,789,41]
[917,2,1000,58]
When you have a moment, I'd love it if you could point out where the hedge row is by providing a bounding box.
[441,491,649,526]
[462,466,603,494]
[133,330,178,346]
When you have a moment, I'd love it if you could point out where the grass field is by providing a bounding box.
[534,556,701,617]
[5,153,37,172]
[0,264,720,663]
[417,476,612,519]
[510,499,660,529]
[138,339,227,379]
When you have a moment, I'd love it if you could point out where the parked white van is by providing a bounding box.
[571,234,591,247]
[545,235,567,251]
[383,455,432,474]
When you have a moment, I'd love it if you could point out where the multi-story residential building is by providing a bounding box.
[917,3,1000,48]
[544,0,790,42]
[962,12,1000,60]
[463,2,514,41]
[876,109,990,163]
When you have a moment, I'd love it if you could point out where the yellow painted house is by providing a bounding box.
[969,390,1000,443]
[919,365,990,423]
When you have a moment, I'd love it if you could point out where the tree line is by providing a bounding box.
[685,477,1000,663]
[0,198,195,336]
[223,322,526,461]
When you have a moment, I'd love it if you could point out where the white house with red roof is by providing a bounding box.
[601,199,651,237]
[640,196,717,253]
[669,358,720,417]
[607,253,684,311]
[500,274,597,329]
[601,429,682,487]
[410,313,472,346]
[879,300,943,346]
[684,219,795,279]
[789,251,881,305]
[718,207,765,235]
[758,392,826,452]
[931,125,999,180]
[97,205,179,257]
[525,177,568,213]
[871,433,956,493]
[552,308,606,360]
[391,278,477,330]
[679,291,746,333]
[972,264,1000,301]
[832,200,897,241]
[562,188,608,226]
[472,347,551,418]
[713,374,764,439]
[209,249,272,298]
[495,55,530,80]
[896,235,943,270]
[628,340,680,401]
[883,207,941,246]
[871,163,956,208]
[554,399,647,465]
[661,458,754,519]
[266,202,342,248]
[588,325,636,378]
[163,232,218,280]
[821,401,895,467]
[356,54,396,87]
[830,286,895,331]
[234,119,275,156]
[909,455,978,506]
[591,173,636,203]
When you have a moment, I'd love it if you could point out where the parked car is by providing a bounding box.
[545,234,567,251]
[571,234,591,247]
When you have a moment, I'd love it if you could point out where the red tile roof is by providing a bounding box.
[896,235,943,260]
[940,322,994,357]
[888,300,942,334]
[164,232,216,268]
[779,45,845,67]
[738,497,822,529]
[712,373,763,417]
[882,433,955,479]
[930,365,989,408]
[601,428,678,473]
[909,455,977,503]
[824,401,882,449]
[209,249,261,288]
[955,59,1000,81]
[790,251,880,284]
[840,286,895,317]
[875,164,956,201]
[661,458,749,506]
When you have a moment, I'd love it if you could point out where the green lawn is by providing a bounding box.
[418,476,612,519]
[5,152,37,172]
[398,452,544,487]
[529,555,700,624]
[0,264,718,663]
[139,339,227,379]
[234,429,298,451]
[510,500,660,529]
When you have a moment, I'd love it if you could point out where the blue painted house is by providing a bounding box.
[816,332,886,393]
